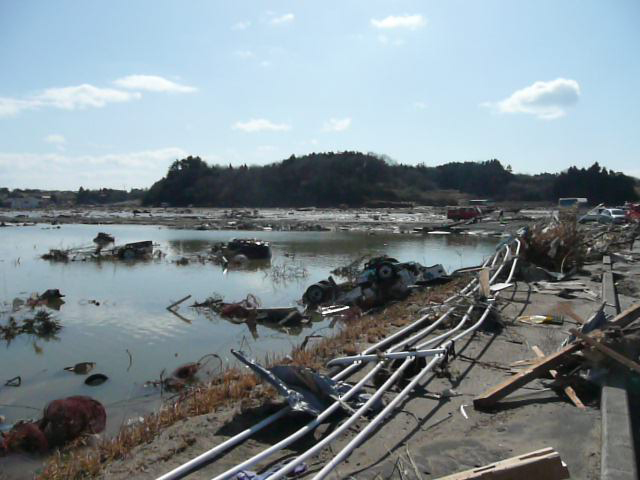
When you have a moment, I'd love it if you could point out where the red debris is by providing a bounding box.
[1,422,49,454]
[40,396,106,447]
[0,395,106,456]
[172,362,200,380]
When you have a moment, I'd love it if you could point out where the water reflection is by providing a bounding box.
[0,224,497,459]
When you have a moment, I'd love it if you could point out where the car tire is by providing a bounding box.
[376,262,397,281]
[305,284,327,304]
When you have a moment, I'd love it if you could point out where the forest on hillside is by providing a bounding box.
[140,152,638,208]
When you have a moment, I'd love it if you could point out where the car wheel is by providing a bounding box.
[305,284,327,304]
[376,262,396,281]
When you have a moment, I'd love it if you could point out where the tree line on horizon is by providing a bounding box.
[80,152,639,208]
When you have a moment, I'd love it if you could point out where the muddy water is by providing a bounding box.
[0,224,496,474]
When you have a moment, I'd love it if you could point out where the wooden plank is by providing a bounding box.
[473,342,583,409]
[436,447,570,480]
[609,303,640,329]
[532,345,586,410]
[570,328,640,374]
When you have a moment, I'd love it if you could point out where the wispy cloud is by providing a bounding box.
[413,101,427,110]
[377,35,405,46]
[0,147,187,189]
[269,13,294,26]
[483,78,580,120]
[44,134,66,150]
[38,84,141,109]
[371,14,426,30]
[0,75,196,117]
[114,75,196,93]
[232,118,291,132]
[323,117,352,132]
[232,20,251,31]
[44,133,66,145]
[234,50,255,59]
[0,85,140,117]
[0,98,36,116]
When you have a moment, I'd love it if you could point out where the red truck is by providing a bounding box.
[626,203,640,222]
[446,206,483,221]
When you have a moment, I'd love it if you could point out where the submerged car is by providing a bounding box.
[222,238,271,259]
[598,208,627,224]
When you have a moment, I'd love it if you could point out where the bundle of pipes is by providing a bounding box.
[157,239,520,480]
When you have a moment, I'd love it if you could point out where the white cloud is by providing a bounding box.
[0,98,36,116]
[0,76,196,118]
[0,85,140,116]
[486,78,580,120]
[114,75,196,93]
[413,101,427,110]
[260,60,272,68]
[377,35,405,46]
[232,20,251,30]
[0,147,188,189]
[234,50,255,59]
[44,134,66,146]
[232,118,291,132]
[36,84,141,110]
[270,13,294,25]
[323,117,352,132]
[257,145,277,152]
[371,14,426,30]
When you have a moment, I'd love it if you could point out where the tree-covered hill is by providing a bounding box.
[141,152,638,207]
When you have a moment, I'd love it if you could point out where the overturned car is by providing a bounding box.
[303,256,448,309]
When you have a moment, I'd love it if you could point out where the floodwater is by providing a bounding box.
[0,224,496,474]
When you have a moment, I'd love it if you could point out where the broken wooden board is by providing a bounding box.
[473,342,584,409]
[532,345,585,410]
[436,447,570,479]
[608,303,640,329]
[570,328,640,375]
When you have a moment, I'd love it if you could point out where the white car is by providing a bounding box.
[598,208,627,224]
[578,207,604,223]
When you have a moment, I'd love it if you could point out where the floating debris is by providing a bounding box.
[84,373,108,386]
[64,362,96,375]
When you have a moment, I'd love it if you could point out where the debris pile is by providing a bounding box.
[521,219,584,273]
[474,303,640,410]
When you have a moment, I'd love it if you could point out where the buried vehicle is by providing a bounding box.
[215,238,272,260]
[303,256,448,308]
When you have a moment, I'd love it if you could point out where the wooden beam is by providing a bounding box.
[570,328,640,375]
[473,342,583,409]
[609,303,640,329]
[436,447,570,480]
[532,345,586,410]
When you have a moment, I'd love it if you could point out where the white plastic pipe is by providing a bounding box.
[326,348,447,367]
[159,244,511,480]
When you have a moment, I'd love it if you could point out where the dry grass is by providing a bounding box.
[37,277,467,479]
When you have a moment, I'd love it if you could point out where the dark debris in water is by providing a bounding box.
[0,310,62,343]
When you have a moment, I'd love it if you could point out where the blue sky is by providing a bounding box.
[1,0,639,190]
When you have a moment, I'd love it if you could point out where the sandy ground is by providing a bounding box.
[95,247,640,480]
